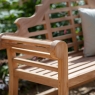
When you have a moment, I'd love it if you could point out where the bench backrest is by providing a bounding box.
[14,0,95,53]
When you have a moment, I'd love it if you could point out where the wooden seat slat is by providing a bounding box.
[44,72,57,76]
[15,51,95,88]
[69,62,95,74]
[69,61,90,70]
[16,60,95,88]
[69,64,95,79]
[37,70,51,74]
[68,56,83,62]
[30,68,44,73]
[21,67,38,71]
[15,69,58,87]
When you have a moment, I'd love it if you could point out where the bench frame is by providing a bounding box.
[1,35,68,95]
[0,0,95,95]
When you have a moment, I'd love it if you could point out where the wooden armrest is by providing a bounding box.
[0,33,17,50]
[1,35,68,59]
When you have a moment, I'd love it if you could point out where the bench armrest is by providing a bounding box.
[0,33,17,50]
[4,35,68,95]
[1,35,68,59]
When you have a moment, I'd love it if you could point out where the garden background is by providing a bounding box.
[0,0,95,95]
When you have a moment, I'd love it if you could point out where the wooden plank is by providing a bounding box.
[69,1,79,52]
[37,69,51,75]
[69,59,92,70]
[14,57,58,72]
[53,34,72,40]
[71,5,89,10]
[50,16,72,23]
[68,55,83,62]
[70,0,81,1]
[49,7,70,13]
[30,68,44,73]
[44,12,53,40]
[57,43,68,95]
[67,43,74,47]
[67,41,83,48]
[44,71,57,76]
[69,70,95,88]
[26,30,48,37]
[36,88,58,95]
[49,0,69,4]
[69,63,95,79]
[12,47,55,59]
[7,48,18,95]
[15,69,58,87]
[69,61,95,74]
[37,66,95,95]
[26,67,38,72]
[1,35,52,47]
[88,0,95,8]
[2,43,50,53]
[51,25,73,32]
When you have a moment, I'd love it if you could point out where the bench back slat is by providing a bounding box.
[14,0,95,53]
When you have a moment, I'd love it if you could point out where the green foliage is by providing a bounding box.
[0,0,21,33]
[19,0,36,17]
[0,0,41,33]
[0,64,8,82]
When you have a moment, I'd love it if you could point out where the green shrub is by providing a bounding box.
[0,0,41,33]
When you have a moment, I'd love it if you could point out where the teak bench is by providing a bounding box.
[0,0,95,95]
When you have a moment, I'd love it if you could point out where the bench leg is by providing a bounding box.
[58,59,68,95]
[58,84,68,95]
[7,48,18,95]
[9,76,18,95]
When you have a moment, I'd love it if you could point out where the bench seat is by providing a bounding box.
[15,51,95,88]
[1,0,95,95]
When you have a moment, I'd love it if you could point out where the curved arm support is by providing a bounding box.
[14,0,50,36]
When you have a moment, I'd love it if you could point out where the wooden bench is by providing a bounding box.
[1,0,95,95]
